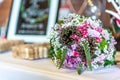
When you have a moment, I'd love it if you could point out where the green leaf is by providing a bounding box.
[91,54,98,59]
[55,49,62,59]
[77,67,81,75]
[97,62,102,66]
[104,60,114,67]
[99,39,108,51]
[58,20,64,25]
[77,63,84,75]
[48,47,55,59]
[113,49,116,58]
[58,49,67,69]
[80,40,92,70]
[112,49,116,64]
[103,26,112,33]
[20,4,24,12]
[79,19,83,22]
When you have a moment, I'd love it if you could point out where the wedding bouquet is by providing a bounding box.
[49,14,116,74]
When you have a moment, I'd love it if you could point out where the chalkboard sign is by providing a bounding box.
[7,0,59,43]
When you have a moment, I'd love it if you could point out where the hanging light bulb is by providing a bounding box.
[83,0,102,19]
[0,0,4,3]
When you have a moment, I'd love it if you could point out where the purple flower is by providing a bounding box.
[109,37,117,49]
[96,37,102,43]
[63,55,81,69]
[88,28,100,37]
[101,30,110,40]
[71,44,78,50]
[96,54,106,61]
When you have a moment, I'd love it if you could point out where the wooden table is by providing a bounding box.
[0,51,120,80]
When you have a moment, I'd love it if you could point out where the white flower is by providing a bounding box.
[106,53,114,61]
[103,45,109,53]
[94,50,101,56]
[93,54,106,64]
[61,22,73,28]
[54,24,59,30]
[88,18,101,28]
[101,30,110,40]
[92,65,99,69]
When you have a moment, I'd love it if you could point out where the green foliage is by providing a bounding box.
[97,62,102,66]
[55,49,62,59]
[104,59,114,67]
[58,49,67,69]
[79,19,83,22]
[80,40,92,70]
[99,39,108,52]
[58,20,64,25]
[20,4,24,12]
[91,54,98,59]
[48,0,50,6]
[77,63,85,75]
[112,49,116,63]
[103,26,112,33]
[48,46,55,60]
[113,49,116,58]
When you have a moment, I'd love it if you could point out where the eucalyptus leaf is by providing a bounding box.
[113,49,116,58]
[55,49,62,59]
[58,49,67,69]
[77,63,84,75]
[80,40,92,70]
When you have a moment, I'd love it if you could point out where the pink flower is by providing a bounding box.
[63,55,81,69]
[78,26,83,32]
[83,21,90,27]
[85,61,88,65]
[82,30,88,37]
[77,26,88,38]
[78,38,81,43]
[115,11,120,24]
[96,37,102,43]
[58,26,62,33]
[116,18,120,24]
[73,51,79,57]
[95,27,102,33]
[71,34,79,40]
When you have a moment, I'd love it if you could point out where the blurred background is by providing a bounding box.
[0,0,120,50]
[0,0,114,27]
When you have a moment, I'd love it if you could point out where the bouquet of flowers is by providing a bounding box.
[49,14,116,74]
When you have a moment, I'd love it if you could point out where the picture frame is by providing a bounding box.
[6,0,59,43]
